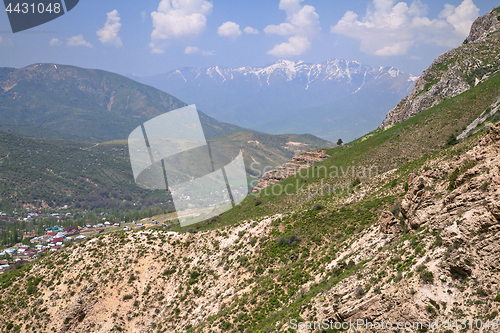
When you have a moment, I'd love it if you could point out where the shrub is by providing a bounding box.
[429,299,440,310]
[416,265,426,273]
[495,293,500,302]
[448,168,459,190]
[420,270,434,283]
[446,134,458,147]
[486,310,498,320]
[425,305,436,314]
[352,178,361,187]
[277,234,301,247]
[163,267,176,276]
[311,202,323,211]
[123,295,133,300]
[476,287,488,297]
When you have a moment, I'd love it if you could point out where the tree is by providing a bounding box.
[337,139,343,146]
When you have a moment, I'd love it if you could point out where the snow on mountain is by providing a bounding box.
[135,59,417,143]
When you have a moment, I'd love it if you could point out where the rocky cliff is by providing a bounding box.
[381,6,500,129]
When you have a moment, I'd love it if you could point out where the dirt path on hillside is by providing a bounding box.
[82,143,99,150]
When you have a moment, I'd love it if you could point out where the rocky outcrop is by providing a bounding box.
[252,150,330,192]
[381,7,500,129]
[378,211,401,234]
[59,295,95,333]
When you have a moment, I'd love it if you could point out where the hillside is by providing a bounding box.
[0,130,332,212]
[135,59,416,142]
[0,64,244,142]
[382,6,500,128]
[1,103,499,333]
[2,6,500,333]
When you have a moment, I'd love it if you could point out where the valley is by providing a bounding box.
[1,4,500,333]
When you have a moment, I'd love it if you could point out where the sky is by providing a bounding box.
[0,0,495,77]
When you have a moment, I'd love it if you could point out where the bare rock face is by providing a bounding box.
[401,176,436,229]
[59,295,95,333]
[378,211,400,234]
[381,7,500,129]
[252,150,329,192]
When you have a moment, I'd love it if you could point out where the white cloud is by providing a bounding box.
[217,21,241,39]
[264,0,320,57]
[440,0,479,36]
[185,45,199,54]
[331,0,479,56]
[150,0,213,53]
[374,41,413,56]
[268,35,310,57]
[49,38,62,46]
[66,35,93,48]
[244,26,259,34]
[141,11,147,22]
[202,50,214,56]
[96,10,123,47]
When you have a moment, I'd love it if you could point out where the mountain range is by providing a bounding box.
[0,63,333,209]
[134,59,417,142]
[0,63,242,142]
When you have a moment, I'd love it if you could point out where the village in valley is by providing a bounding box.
[0,205,171,273]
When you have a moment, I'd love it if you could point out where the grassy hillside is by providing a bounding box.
[192,70,500,230]
[1,116,499,332]
[0,130,332,212]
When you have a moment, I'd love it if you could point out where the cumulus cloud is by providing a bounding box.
[49,38,62,46]
[268,35,310,57]
[96,10,123,47]
[66,35,93,48]
[264,0,320,57]
[217,21,242,39]
[185,45,199,54]
[202,50,214,56]
[330,0,479,56]
[150,0,213,53]
[244,26,259,34]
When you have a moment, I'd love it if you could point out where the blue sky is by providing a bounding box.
[0,0,495,76]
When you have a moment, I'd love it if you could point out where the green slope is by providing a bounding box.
[0,130,332,211]
[192,70,500,230]
[0,63,244,142]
